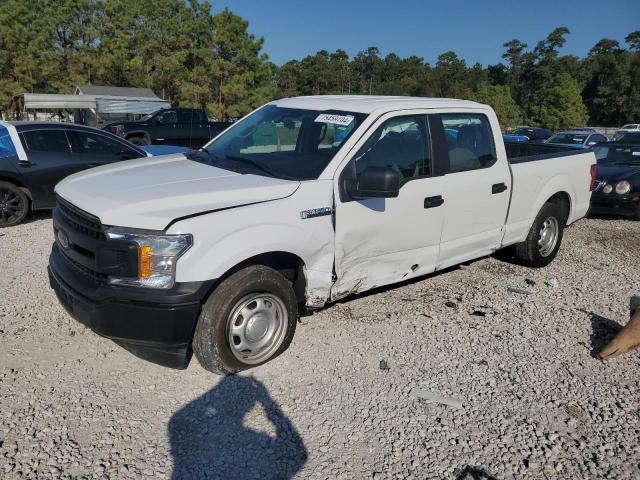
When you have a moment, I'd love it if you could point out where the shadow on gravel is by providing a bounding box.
[589,314,622,357]
[168,375,307,480]
[455,466,497,480]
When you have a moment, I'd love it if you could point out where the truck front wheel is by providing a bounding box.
[514,202,565,268]
[193,265,298,375]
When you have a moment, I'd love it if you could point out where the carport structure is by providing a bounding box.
[23,85,170,126]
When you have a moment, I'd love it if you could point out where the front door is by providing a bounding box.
[332,113,446,299]
[154,109,178,145]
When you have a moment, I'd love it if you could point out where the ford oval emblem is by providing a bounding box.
[57,229,70,249]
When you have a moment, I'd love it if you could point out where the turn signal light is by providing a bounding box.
[139,245,152,278]
[589,164,596,191]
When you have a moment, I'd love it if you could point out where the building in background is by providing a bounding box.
[22,85,170,126]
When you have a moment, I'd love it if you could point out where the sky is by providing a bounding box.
[213,0,640,66]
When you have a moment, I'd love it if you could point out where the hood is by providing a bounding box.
[596,163,640,183]
[55,154,300,230]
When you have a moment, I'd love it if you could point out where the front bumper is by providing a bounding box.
[48,244,214,369]
[590,193,640,217]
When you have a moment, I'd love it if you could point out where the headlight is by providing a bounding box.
[615,180,631,195]
[603,184,613,194]
[106,228,192,289]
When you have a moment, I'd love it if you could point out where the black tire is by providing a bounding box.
[127,135,150,146]
[514,202,565,268]
[193,265,298,375]
[0,181,29,228]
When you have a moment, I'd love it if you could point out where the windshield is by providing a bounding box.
[593,145,640,164]
[621,124,638,129]
[197,105,367,180]
[511,128,533,136]
[546,133,587,145]
[139,111,160,122]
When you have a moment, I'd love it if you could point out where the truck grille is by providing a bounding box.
[56,196,106,241]
[59,248,108,285]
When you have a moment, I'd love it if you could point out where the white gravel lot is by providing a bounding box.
[0,212,639,480]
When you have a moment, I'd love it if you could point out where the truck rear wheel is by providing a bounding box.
[193,265,298,375]
[514,202,565,268]
[0,181,29,228]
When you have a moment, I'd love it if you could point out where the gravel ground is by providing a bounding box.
[1,213,639,480]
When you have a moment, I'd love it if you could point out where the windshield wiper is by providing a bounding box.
[225,155,278,177]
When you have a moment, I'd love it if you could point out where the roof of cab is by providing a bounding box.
[272,95,486,114]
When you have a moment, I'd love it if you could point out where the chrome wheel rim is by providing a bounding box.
[227,293,288,365]
[538,216,559,257]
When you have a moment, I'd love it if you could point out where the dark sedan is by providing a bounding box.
[591,143,640,219]
[0,121,149,227]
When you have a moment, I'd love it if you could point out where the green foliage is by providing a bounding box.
[468,84,522,128]
[530,73,588,130]
[0,9,638,128]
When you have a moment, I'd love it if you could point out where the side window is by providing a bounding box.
[354,115,431,182]
[178,110,192,124]
[21,130,70,153]
[439,114,497,173]
[157,110,177,124]
[67,130,132,156]
[193,110,206,123]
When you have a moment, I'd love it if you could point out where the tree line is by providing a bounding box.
[1,0,639,129]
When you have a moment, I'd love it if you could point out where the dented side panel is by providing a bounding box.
[170,180,336,307]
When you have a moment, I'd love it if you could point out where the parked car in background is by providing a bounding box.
[104,108,232,148]
[545,130,608,149]
[0,121,153,227]
[591,142,640,219]
[503,127,553,143]
[613,123,640,140]
[48,95,595,373]
[613,131,640,144]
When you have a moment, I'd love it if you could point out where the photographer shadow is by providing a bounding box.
[169,375,307,479]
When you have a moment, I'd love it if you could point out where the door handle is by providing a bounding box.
[492,182,508,194]
[424,195,444,209]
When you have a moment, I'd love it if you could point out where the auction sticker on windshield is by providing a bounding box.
[315,114,354,126]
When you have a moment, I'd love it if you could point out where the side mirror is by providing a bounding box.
[152,117,160,125]
[348,166,400,200]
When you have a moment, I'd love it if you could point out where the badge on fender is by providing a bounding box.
[300,207,333,219]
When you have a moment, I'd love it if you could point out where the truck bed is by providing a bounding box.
[505,141,584,163]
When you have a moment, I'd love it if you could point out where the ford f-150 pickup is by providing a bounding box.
[48,96,596,374]
[104,108,232,148]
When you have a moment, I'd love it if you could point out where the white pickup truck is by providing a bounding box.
[48,96,596,374]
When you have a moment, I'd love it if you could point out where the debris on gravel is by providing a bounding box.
[1,214,639,479]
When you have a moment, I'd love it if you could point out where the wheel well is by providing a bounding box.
[0,176,32,202]
[546,191,571,225]
[125,132,149,140]
[221,252,307,303]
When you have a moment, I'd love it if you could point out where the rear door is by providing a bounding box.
[332,112,446,297]
[17,129,77,208]
[66,129,145,166]
[431,112,511,269]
